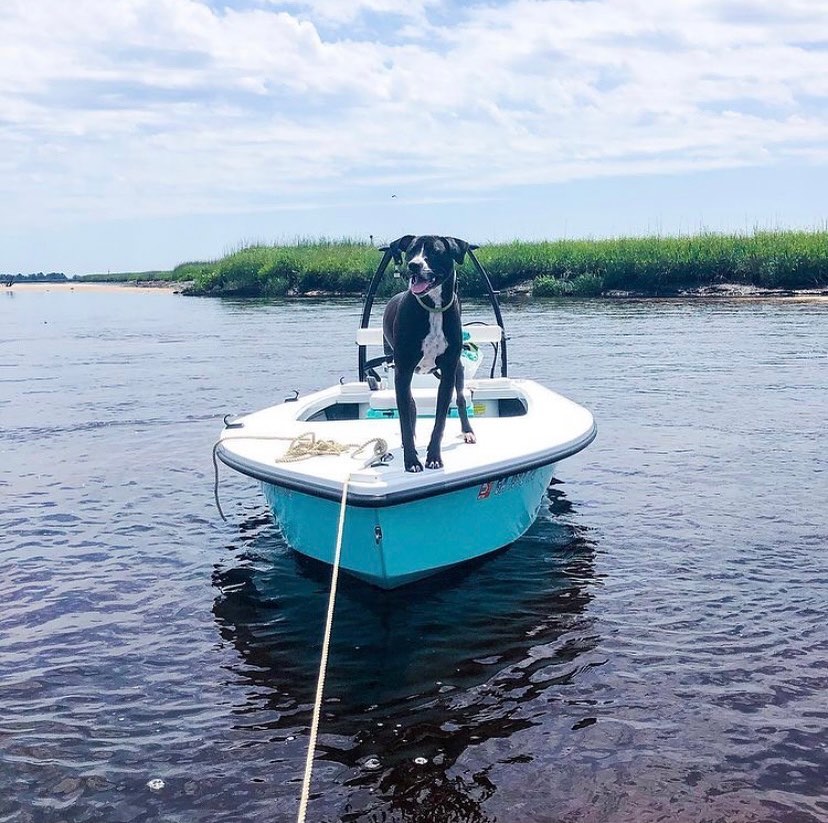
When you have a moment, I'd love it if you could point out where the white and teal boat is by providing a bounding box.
[216,246,596,589]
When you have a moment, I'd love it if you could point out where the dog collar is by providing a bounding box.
[414,290,457,313]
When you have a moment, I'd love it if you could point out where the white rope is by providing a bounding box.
[211,433,388,520]
[276,433,389,464]
[296,473,350,823]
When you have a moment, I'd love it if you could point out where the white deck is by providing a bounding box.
[217,378,596,503]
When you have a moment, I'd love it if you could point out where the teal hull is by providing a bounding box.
[262,463,556,588]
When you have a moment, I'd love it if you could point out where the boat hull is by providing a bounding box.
[218,376,596,588]
[262,462,557,588]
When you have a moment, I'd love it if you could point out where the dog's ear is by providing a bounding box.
[444,237,470,264]
[389,235,415,264]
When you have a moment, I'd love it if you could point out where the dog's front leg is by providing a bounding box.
[395,371,422,472]
[425,368,456,469]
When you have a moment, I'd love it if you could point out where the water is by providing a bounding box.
[1,287,827,822]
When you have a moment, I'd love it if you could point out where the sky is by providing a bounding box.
[1,0,826,275]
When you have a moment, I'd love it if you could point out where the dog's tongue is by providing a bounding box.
[410,278,431,295]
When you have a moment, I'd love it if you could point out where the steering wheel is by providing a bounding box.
[364,354,393,383]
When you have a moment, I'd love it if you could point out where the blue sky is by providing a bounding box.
[1,0,826,275]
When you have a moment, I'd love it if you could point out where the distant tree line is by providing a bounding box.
[3,272,68,282]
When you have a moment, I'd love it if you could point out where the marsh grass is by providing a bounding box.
[186,239,380,297]
[171,230,827,297]
[476,231,828,296]
[77,270,174,283]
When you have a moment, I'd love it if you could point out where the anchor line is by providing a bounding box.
[297,473,350,823]
[212,441,228,521]
[209,427,383,816]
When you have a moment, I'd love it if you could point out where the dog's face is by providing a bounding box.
[392,235,469,296]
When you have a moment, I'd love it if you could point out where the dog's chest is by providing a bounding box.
[416,294,447,373]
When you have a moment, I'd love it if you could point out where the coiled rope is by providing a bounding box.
[278,432,388,464]
[211,431,388,521]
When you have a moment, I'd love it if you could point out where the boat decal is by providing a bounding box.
[478,470,531,500]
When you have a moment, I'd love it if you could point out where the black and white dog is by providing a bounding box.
[382,235,476,472]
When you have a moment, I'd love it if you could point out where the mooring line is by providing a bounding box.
[296,474,350,823]
[211,431,387,522]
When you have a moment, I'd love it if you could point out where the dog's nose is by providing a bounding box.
[408,261,422,275]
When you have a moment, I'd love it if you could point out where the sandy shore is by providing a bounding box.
[5,281,181,294]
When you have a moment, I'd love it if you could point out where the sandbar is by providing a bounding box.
[5,282,181,294]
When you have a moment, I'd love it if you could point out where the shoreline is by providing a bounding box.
[5,280,826,302]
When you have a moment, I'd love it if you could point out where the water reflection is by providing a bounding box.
[213,482,599,820]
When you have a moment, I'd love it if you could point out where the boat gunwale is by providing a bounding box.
[216,420,597,508]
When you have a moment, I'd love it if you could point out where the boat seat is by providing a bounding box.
[369,388,436,410]
[366,387,473,419]
[358,325,499,385]
[356,325,502,347]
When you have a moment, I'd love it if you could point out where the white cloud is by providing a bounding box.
[0,0,826,230]
[267,0,438,25]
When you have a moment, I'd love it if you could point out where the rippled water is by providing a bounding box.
[2,287,826,822]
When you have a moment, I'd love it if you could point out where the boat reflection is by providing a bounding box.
[212,481,599,821]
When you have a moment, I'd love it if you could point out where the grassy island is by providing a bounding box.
[80,230,828,298]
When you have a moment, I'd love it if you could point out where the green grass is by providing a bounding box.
[76,262,213,283]
[480,231,828,296]
[76,270,179,283]
[184,238,383,297]
[87,230,828,297]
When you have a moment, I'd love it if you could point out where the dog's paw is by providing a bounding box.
[425,456,443,470]
[405,459,424,473]
[463,432,477,444]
